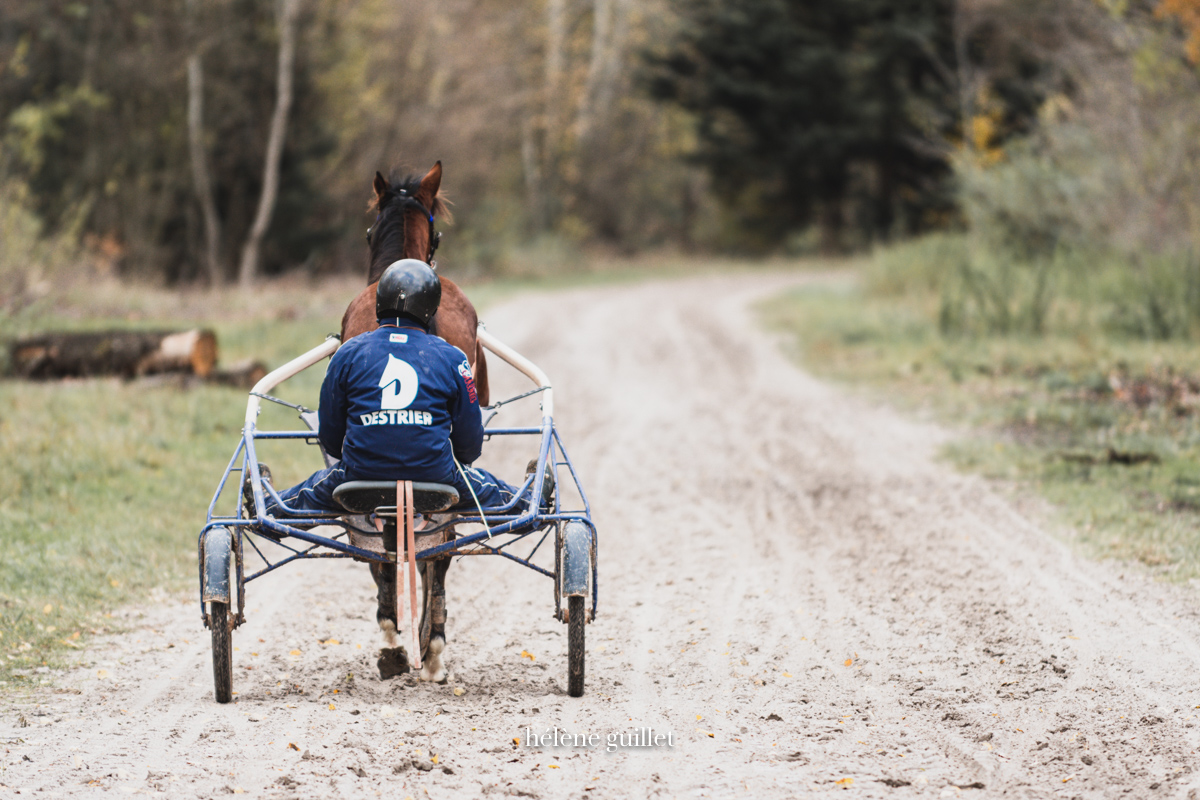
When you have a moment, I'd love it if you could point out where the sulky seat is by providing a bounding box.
[332,480,460,515]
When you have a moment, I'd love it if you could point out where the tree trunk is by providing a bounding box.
[521,115,545,232]
[238,0,300,288]
[208,358,268,389]
[575,0,612,138]
[188,54,223,285]
[954,0,976,155]
[540,0,567,223]
[185,0,222,285]
[594,0,630,122]
[9,330,218,379]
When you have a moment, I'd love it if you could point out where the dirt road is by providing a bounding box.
[6,272,1200,799]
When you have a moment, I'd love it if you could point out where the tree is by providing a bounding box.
[648,0,959,251]
[238,0,300,287]
[1159,0,1200,62]
[186,0,223,286]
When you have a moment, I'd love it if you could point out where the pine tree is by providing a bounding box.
[648,0,958,251]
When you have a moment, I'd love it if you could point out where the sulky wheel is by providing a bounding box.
[567,595,585,697]
[210,601,234,703]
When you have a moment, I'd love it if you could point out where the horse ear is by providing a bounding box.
[372,171,390,204]
[417,161,442,207]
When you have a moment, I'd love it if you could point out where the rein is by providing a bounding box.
[366,188,442,267]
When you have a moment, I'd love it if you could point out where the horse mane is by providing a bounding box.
[366,169,452,284]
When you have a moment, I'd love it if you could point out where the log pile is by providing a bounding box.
[7,329,265,388]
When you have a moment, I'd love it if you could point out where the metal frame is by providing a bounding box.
[197,328,598,630]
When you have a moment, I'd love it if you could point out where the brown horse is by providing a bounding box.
[340,161,489,406]
[341,162,485,682]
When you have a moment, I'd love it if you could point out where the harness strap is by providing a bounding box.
[395,480,422,670]
[404,480,421,668]
[366,193,441,265]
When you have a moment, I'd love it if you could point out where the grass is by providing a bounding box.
[0,293,345,687]
[760,274,1200,580]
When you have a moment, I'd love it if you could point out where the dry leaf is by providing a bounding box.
[512,737,520,746]
[432,755,439,765]
[287,743,299,751]
[835,778,854,786]
[328,703,336,711]
[782,672,792,677]
[520,650,536,661]
[696,728,714,738]
[96,669,109,679]
[453,687,465,697]
[696,714,703,720]
[42,604,53,614]
[843,658,852,667]
[110,579,120,588]
[289,649,301,656]
[322,638,340,645]
[547,764,559,769]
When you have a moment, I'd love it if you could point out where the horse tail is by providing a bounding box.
[473,340,490,408]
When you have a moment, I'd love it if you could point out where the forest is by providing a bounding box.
[2,0,1200,307]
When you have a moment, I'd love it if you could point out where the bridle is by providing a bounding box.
[366,187,442,267]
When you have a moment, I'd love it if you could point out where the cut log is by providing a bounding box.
[8,329,218,379]
[206,358,268,389]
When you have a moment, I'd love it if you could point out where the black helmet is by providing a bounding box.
[376,259,441,326]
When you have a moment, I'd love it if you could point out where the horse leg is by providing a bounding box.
[419,557,451,683]
[373,522,398,647]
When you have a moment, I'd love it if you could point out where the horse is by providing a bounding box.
[339,161,488,684]
[340,161,490,405]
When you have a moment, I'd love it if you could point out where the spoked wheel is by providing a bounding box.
[210,601,233,703]
[567,595,585,697]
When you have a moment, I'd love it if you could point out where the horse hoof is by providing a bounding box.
[419,636,447,683]
[379,619,398,647]
[419,665,448,683]
[377,646,409,680]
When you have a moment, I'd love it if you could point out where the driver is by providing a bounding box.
[247,259,545,519]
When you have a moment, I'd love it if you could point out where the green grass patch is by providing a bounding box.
[760,274,1200,579]
[0,310,341,687]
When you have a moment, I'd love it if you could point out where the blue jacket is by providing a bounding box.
[318,322,484,483]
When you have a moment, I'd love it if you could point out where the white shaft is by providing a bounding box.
[476,327,553,419]
[244,337,340,427]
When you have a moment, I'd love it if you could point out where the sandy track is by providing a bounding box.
[6,272,1200,799]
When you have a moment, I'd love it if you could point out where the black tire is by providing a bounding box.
[567,595,585,697]
[210,601,233,703]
